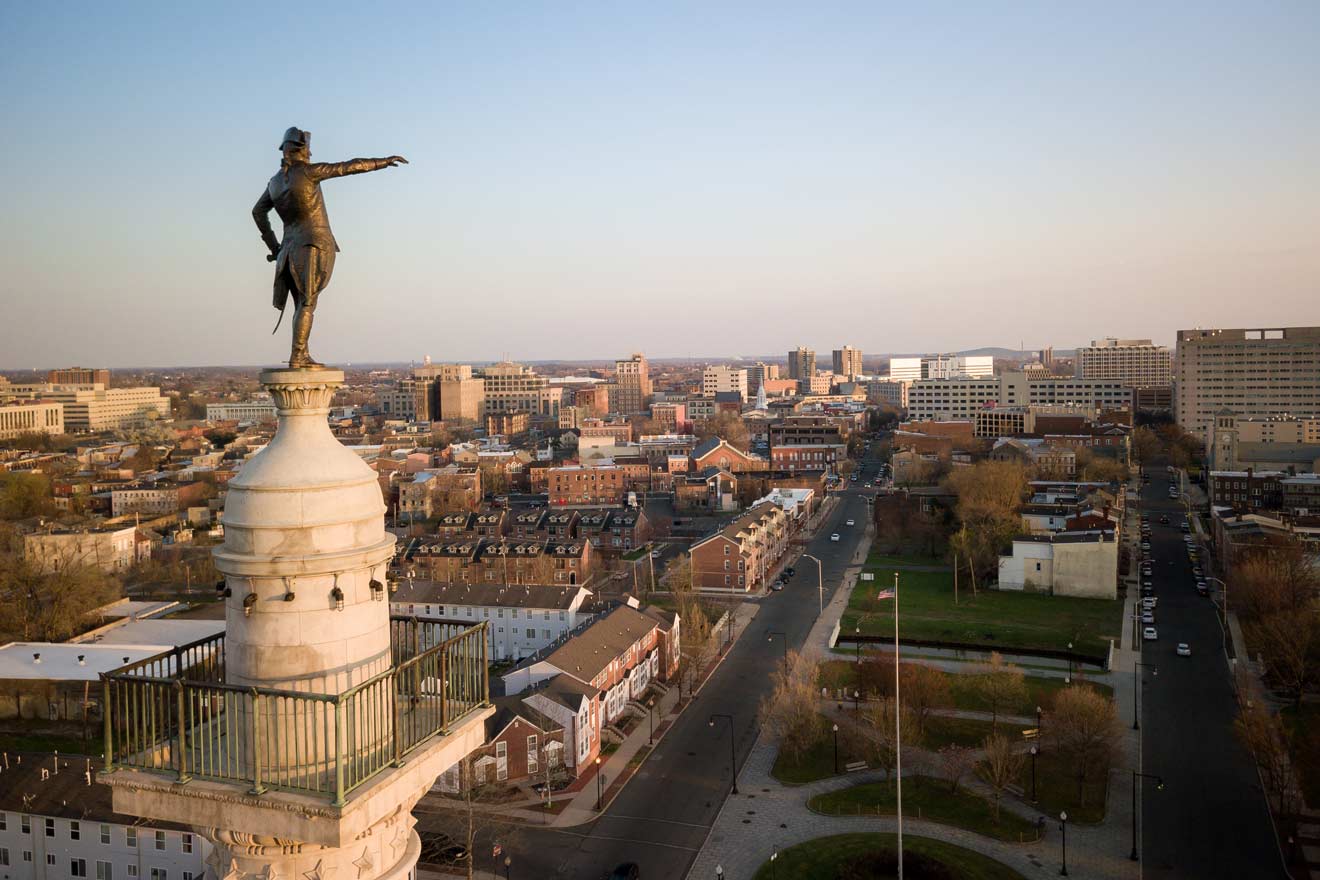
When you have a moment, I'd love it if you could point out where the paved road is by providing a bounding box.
[1138,468,1282,877]
[417,477,877,879]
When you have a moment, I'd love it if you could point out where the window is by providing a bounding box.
[101,825,111,845]
[128,868,138,879]
[184,873,195,880]
[48,854,58,867]
[181,834,193,854]
[98,862,113,880]
[22,815,31,834]
[559,611,566,621]
[528,735,539,773]
[72,858,88,877]
[24,851,32,863]
[46,818,56,838]
[154,831,166,851]
[0,849,8,868]
[127,829,137,848]
[71,821,81,841]
[0,813,5,831]
[150,870,167,880]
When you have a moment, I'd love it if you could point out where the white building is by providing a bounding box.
[204,400,277,423]
[907,373,1132,422]
[997,531,1118,599]
[701,366,748,399]
[0,759,209,880]
[30,386,169,433]
[1074,338,1171,386]
[391,581,594,663]
[0,402,64,440]
[890,355,994,382]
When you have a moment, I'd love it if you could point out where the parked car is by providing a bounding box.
[770,580,784,591]
[1141,542,1151,551]
[1144,626,1159,641]
[1142,597,1158,610]
[1196,582,1209,596]
[1192,566,1203,577]
[784,567,796,578]
[830,533,840,542]
[1176,643,1192,657]
[1181,523,1190,533]
[1141,611,1156,625]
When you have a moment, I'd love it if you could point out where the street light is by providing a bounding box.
[770,846,778,880]
[594,756,605,811]
[715,868,723,880]
[1133,662,1157,730]
[1059,811,1069,876]
[854,623,862,664]
[852,689,860,712]
[1036,705,1044,747]
[709,713,738,794]
[1029,745,1038,803]
[1065,642,1074,683]
[1130,771,1165,861]
[802,553,824,614]
[832,723,840,774]
[503,855,511,879]
[767,630,788,672]
[647,697,655,745]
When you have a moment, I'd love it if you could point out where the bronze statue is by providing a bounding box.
[253,127,407,368]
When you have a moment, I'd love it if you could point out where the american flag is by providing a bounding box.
[876,588,896,600]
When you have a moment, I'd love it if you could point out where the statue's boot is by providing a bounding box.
[288,306,323,369]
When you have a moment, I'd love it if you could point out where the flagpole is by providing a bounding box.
[894,569,903,880]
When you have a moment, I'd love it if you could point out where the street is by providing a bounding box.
[1138,470,1282,877]
[415,470,881,879]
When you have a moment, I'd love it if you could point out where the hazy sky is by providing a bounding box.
[2,2,1317,368]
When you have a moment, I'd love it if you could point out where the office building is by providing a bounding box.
[480,361,550,415]
[0,400,64,439]
[832,346,863,381]
[907,373,1131,422]
[47,366,111,387]
[205,399,277,423]
[701,366,748,398]
[1176,327,1320,440]
[35,386,169,432]
[611,354,652,414]
[746,362,779,396]
[889,355,994,381]
[1074,338,1171,386]
[787,347,816,381]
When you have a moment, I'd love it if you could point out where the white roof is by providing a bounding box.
[80,618,225,647]
[0,643,175,681]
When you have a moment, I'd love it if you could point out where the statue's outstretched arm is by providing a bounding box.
[252,188,280,255]
[309,156,408,181]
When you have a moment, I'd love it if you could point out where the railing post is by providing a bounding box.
[393,674,405,768]
[333,698,346,808]
[102,677,114,772]
[439,648,449,735]
[481,622,490,706]
[248,688,266,795]
[175,681,190,784]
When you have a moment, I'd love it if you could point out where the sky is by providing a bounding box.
[1,2,1318,369]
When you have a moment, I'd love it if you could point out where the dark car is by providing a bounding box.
[609,864,641,880]
[784,566,796,577]
[1159,515,1170,524]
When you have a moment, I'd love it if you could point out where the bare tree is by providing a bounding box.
[861,697,917,781]
[696,412,751,452]
[0,539,121,641]
[937,744,976,793]
[977,732,1025,821]
[663,554,693,593]
[760,650,822,764]
[1234,542,1320,621]
[1050,685,1121,805]
[901,663,951,738]
[971,652,1028,729]
[428,755,517,880]
[1235,702,1299,818]
[1246,608,1320,709]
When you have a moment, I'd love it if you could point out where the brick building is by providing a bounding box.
[689,501,790,593]
[549,464,627,507]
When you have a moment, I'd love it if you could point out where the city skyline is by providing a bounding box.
[3,3,1317,367]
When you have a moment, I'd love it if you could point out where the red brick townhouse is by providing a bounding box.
[688,501,790,592]
[498,601,681,776]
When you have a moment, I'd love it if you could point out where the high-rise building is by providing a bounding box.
[480,361,549,415]
[47,366,111,387]
[832,346,863,380]
[889,355,993,381]
[1074,338,1171,386]
[1175,327,1320,440]
[35,385,170,431]
[702,365,748,398]
[613,353,653,414]
[746,362,780,395]
[787,347,816,381]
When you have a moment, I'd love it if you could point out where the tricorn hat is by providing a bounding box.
[280,127,310,151]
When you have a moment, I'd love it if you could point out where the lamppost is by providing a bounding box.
[1059,811,1069,876]
[1207,576,1227,646]
[1133,663,1157,730]
[1065,642,1074,683]
[503,855,512,879]
[594,756,605,811]
[1036,705,1044,747]
[802,553,824,614]
[855,624,862,664]
[1130,771,1165,861]
[852,689,860,712]
[715,867,724,880]
[647,697,655,745]
[767,630,788,672]
[726,609,734,650]
[832,723,840,774]
[709,713,738,794]
[1029,745,1038,803]
[770,846,778,880]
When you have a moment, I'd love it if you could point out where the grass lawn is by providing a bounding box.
[1282,704,1320,806]
[751,832,1027,880]
[950,674,1114,718]
[808,776,1040,842]
[845,555,1123,662]
[0,727,102,756]
[868,553,948,568]
[922,715,1030,750]
[772,715,851,784]
[1015,749,1108,824]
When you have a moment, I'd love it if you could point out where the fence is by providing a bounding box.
[102,618,488,806]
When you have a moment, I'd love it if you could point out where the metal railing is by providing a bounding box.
[102,618,488,806]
